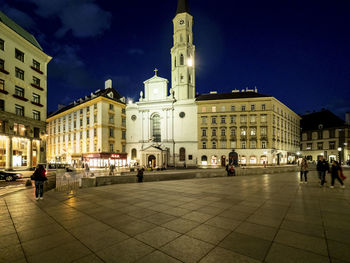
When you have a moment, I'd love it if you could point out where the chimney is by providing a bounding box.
[346,112,350,125]
[105,79,112,89]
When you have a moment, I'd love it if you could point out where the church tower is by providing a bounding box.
[171,0,195,101]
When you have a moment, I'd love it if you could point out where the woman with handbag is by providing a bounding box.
[31,164,48,200]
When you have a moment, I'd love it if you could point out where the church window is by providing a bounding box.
[180,54,184,65]
[179,148,186,161]
[151,114,161,142]
[131,148,137,160]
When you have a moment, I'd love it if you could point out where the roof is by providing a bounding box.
[176,0,190,14]
[48,87,125,118]
[300,110,345,131]
[196,91,271,101]
[0,10,42,50]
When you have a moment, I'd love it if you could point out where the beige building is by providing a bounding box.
[46,81,127,168]
[0,11,51,170]
[301,110,350,164]
[196,89,301,166]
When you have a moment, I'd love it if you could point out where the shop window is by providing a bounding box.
[179,147,186,161]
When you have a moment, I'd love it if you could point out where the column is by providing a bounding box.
[27,139,33,169]
[5,136,12,170]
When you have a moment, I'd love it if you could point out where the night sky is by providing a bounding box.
[1,0,350,118]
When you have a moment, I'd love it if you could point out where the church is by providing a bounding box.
[126,0,198,168]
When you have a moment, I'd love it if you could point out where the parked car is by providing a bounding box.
[0,171,23,181]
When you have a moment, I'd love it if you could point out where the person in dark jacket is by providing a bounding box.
[137,168,144,183]
[330,161,345,189]
[32,164,47,200]
[317,156,329,186]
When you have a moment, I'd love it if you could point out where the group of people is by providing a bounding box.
[300,157,346,188]
[225,164,236,176]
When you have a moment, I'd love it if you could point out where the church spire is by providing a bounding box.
[176,0,190,14]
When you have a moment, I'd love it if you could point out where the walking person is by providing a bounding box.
[330,161,345,189]
[228,165,236,176]
[31,164,47,200]
[84,163,90,177]
[137,168,144,183]
[318,156,330,187]
[300,158,308,184]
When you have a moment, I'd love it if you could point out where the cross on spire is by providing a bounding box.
[154,68,158,76]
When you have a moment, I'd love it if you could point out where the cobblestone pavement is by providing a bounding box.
[1,170,350,263]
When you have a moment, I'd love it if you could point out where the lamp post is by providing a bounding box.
[338,147,342,164]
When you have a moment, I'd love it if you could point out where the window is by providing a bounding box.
[109,143,114,152]
[15,49,24,62]
[250,141,256,149]
[0,79,4,91]
[122,117,126,127]
[32,93,40,104]
[151,114,161,142]
[15,67,24,80]
[0,59,4,70]
[179,148,186,161]
[221,141,226,148]
[220,106,225,112]
[94,104,97,110]
[250,128,256,136]
[86,130,90,138]
[87,117,90,125]
[0,99,4,111]
[122,145,126,153]
[109,128,114,137]
[329,141,335,150]
[251,105,255,111]
[87,106,90,112]
[230,128,236,136]
[15,105,24,116]
[240,128,247,136]
[80,119,83,127]
[202,129,207,137]
[131,149,137,159]
[94,128,97,137]
[33,59,40,70]
[261,114,267,123]
[230,115,236,123]
[306,143,312,150]
[80,109,83,114]
[241,105,246,111]
[317,142,323,150]
[221,117,226,124]
[109,114,114,124]
[32,76,41,87]
[221,129,226,136]
[230,141,236,148]
[94,114,97,123]
[240,115,247,123]
[329,129,335,138]
[122,131,126,139]
[261,141,266,149]
[180,54,184,65]
[202,142,206,149]
[212,129,217,136]
[212,106,216,112]
[201,107,206,113]
[68,134,71,141]
[201,116,207,124]
[250,115,256,123]
[231,106,235,112]
[109,104,114,110]
[0,39,4,50]
[212,141,217,149]
[262,104,266,110]
[261,127,267,136]
[211,117,217,124]
[241,141,246,149]
[15,86,24,97]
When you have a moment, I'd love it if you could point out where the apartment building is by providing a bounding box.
[46,81,127,168]
[0,11,51,169]
[300,110,350,164]
[196,89,301,166]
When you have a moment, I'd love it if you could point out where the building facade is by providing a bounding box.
[196,90,301,166]
[46,81,127,168]
[300,110,350,164]
[126,0,198,168]
[0,11,52,170]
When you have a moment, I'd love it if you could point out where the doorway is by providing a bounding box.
[148,155,156,168]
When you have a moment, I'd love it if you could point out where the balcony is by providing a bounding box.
[30,66,43,75]
[13,94,28,102]
[0,68,9,75]
[0,89,8,95]
[240,135,247,141]
[31,83,44,91]
[31,101,44,107]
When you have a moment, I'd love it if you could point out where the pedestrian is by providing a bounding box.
[109,164,114,176]
[85,163,90,177]
[263,161,266,168]
[227,165,235,176]
[225,163,230,176]
[300,158,308,184]
[137,168,144,183]
[31,164,47,200]
[317,156,329,187]
[330,161,345,189]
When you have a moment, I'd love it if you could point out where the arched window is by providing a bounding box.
[131,148,137,160]
[180,54,184,65]
[151,114,161,142]
[179,148,186,161]
[201,155,207,162]
[212,141,217,149]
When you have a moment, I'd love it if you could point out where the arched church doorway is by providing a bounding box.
[148,155,156,168]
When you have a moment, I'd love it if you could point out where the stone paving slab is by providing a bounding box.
[1,170,350,263]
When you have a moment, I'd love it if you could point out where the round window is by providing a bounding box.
[131,115,137,121]
[179,112,185,118]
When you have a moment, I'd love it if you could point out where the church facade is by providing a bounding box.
[126,0,198,168]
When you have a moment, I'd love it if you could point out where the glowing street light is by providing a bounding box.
[187,57,193,67]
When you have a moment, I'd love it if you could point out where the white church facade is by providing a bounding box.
[126,0,198,168]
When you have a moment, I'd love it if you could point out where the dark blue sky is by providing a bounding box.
[1,0,350,118]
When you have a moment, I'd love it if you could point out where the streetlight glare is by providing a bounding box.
[187,58,193,67]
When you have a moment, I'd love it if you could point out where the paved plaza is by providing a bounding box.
[1,170,350,263]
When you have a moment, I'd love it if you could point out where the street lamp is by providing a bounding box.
[338,147,342,164]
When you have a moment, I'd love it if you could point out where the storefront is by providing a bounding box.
[83,153,127,168]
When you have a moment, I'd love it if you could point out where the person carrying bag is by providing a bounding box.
[31,164,48,200]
